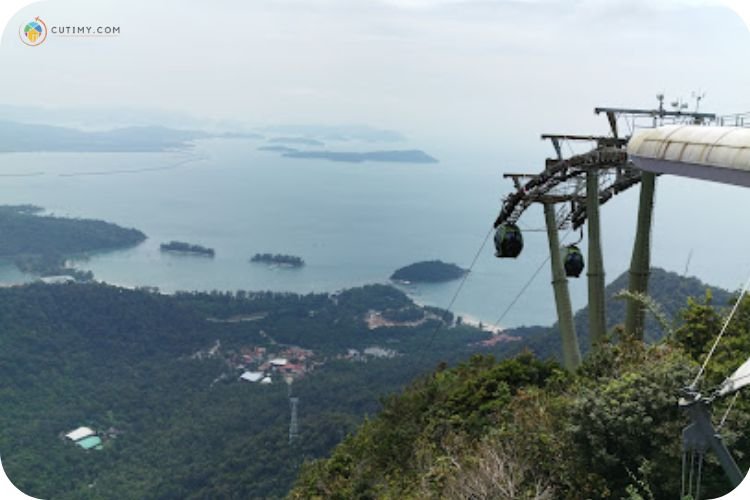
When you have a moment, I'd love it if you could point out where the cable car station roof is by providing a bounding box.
[492,101,732,232]
[628,125,750,187]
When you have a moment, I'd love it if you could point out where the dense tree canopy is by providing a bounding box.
[0,269,737,498]
[0,283,492,499]
[390,260,468,283]
[0,205,144,278]
[291,290,750,500]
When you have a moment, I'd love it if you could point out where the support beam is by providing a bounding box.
[625,172,656,339]
[594,106,716,122]
[544,204,582,370]
[586,168,607,349]
[681,392,744,489]
[606,111,619,139]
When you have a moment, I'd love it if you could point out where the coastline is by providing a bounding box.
[458,313,504,335]
[407,293,504,335]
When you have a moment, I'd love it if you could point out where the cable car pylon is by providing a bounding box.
[585,165,607,348]
[543,202,581,370]
[624,171,656,338]
[492,98,718,363]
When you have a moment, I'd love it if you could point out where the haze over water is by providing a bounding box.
[0,136,748,329]
[0,0,747,329]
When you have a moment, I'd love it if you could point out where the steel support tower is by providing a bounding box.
[289,397,299,445]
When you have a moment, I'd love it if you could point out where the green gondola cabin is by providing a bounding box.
[564,245,584,278]
[494,223,523,258]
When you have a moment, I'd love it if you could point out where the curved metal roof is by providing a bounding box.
[628,125,750,187]
[65,426,95,441]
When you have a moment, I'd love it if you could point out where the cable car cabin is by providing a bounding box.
[564,245,584,278]
[494,223,523,258]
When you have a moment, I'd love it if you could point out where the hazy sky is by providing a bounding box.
[1,0,749,159]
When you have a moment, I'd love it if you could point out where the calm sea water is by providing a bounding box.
[0,138,748,329]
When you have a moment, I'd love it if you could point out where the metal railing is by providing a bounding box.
[718,113,750,128]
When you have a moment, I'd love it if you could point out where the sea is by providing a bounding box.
[0,137,748,329]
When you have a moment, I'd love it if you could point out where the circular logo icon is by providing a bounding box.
[19,17,47,46]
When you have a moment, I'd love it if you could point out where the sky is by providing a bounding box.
[0,0,749,162]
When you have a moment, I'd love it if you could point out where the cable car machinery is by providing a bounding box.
[492,96,717,371]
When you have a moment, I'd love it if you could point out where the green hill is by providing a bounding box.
[290,289,750,499]
[517,268,733,361]
[0,268,739,498]
[0,283,488,499]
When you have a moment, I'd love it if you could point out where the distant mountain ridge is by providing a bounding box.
[515,267,733,361]
[0,120,257,153]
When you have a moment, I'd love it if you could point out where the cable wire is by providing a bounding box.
[492,227,574,330]
[492,255,550,330]
[718,392,741,431]
[416,227,493,365]
[691,270,750,390]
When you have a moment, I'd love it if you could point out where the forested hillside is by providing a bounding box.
[290,291,750,499]
[520,268,733,360]
[0,283,493,498]
[0,268,732,498]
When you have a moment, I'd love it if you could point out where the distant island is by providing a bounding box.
[160,241,215,257]
[268,137,325,147]
[282,149,438,164]
[250,253,305,268]
[257,145,299,154]
[391,260,468,283]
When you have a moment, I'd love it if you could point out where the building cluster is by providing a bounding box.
[236,345,317,385]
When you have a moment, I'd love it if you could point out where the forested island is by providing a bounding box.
[160,241,215,257]
[391,260,468,283]
[250,253,304,267]
[0,204,145,279]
